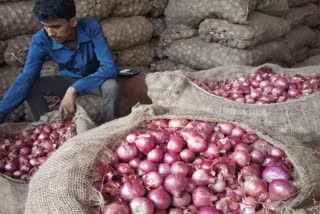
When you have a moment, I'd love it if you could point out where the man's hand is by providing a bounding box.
[59,87,77,119]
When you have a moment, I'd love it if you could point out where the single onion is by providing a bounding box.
[147,186,171,209]
[116,143,138,161]
[172,192,191,208]
[218,122,235,136]
[230,150,250,167]
[147,148,164,163]
[102,201,130,214]
[180,129,208,152]
[269,179,297,201]
[158,163,171,176]
[135,134,156,154]
[192,169,215,186]
[119,180,146,201]
[180,149,195,162]
[244,177,268,201]
[167,134,186,153]
[129,197,154,214]
[168,118,189,128]
[192,187,218,207]
[171,161,190,175]
[164,173,188,197]
[143,171,163,189]
[262,165,290,183]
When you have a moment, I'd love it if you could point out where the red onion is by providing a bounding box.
[116,143,138,161]
[230,150,250,167]
[171,161,190,175]
[129,158,142,169]
[268,146,285,159]
[172,192,191,208]
[231,127,246,137]
[269,179,297,201]
[149,130,169,144]
[126,133,138,143]
[143,171,163,189]
[262,165,290,183]
[192,169,215,186]
[180,129,208,152]
[163,151,181,164]
[218,122,235,136]
[147,186,171,209]
[152,119,169,128]
[129,197,154,214]
[167,134,186,153]
[4,161,18,172]
[250,149,265,164]
[102,201,130,214]
[192,187,218,207]
[158,163,171,176]
[209,178,226,193]
[169,208,183,214]
[135,134,156,154]
[119,180,146,201]
[116,163,134,175]
[147,148,164,163]
[139,160,157,174]
[244,177,268,201]
[168,118,189,128]
[240,164,261,178]
[179,149,195,162]
[234,143,250,153]
[197,206,222,214]
[164,173,188,197]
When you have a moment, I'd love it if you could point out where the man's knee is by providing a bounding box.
[100,79,119,98]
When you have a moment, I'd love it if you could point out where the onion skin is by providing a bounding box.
[269,179,297,201]
[262,165,290,183]
[102,201,130,214]
[129,197,154,214]
[147,187,171,209]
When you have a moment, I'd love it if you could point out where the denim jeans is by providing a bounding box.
[26,75,119,123]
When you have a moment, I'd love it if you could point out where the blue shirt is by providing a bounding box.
[0,17,118,120]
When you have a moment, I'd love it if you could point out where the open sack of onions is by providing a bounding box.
[146,63,320,144]
[0,105,95,214]
[24,105,320,214]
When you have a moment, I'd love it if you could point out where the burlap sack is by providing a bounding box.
[4,34,32,67]
[24,104,320,214]
[311,29,320,48]
[288,0,318,7]
[0,41,7,65]
[165,26,316,69]
[151,59,196,72]
[285,3,320,27]
[0,106,95,214]
[294,55,320,67]
[75,0,115,21]
[113,42,155,66]
[0,66,20,97]
[101,16,153,51]
[40,60,58,76]
[0,1,41,40]
[159,25,198,48]
[150,38,165,60]
[164,0,257,27]
[146,64,320,143]
[198,12,290,49]
[147,17,167,38]
[148,0,168,18]
[111,0,152,17]
[256,0,289,16]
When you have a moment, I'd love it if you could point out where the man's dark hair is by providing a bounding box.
[33,0,76,21]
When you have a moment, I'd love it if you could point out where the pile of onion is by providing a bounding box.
[193,67,320,104]
[0,121,76,180]
[93,118,298,214]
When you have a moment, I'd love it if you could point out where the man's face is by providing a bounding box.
[40,18,77,44]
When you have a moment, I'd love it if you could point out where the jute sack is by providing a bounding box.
[198,12,290,49]
[256,0,289,16]
[294,55,320,67]
[159,25,198,48]
[151,59,196,72]
[147,17,167,38]
[4,34,32,67]
[146,64,320,143]
[150,38,165,60]
[164,0,257,27]
[0,66,20,97]
[165,26,316,69]
[111,0,152,17]
[0,41,7,65]
[285,3,320,27]
[113,42,155,66]
[148,0,168,18]
[0,106,95,214]
[24,104,320,214]
[101,16,153,51]
[288,0,318,7]
[75,0,116,21]
[0,1,41,40]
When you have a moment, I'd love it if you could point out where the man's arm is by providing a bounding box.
[71,19,118,95]
[0,35,47,123]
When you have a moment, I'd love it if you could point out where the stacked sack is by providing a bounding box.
[154,0,320,71]
[0,0,59,122]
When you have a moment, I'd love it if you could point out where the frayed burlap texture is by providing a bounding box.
[24,104,320,214]
[148,0,168,18]
[146,64,320,144]
[111,0,152,17]
[151,59,197,72]
[198,12,290,49]
[159,25,198,48]
[165,26,316,69]
[4,34,32,67]
[164,0,257,27]
[0,41,7,65]
[113,42,155,66]
[0,1,41,40]
[285,3,320,28]
[0,106,95,214]
[288,0,318,7]
[75,0,115,21]
[294,55,320,67]
[101,16,153,51]
[256,0,289,16]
